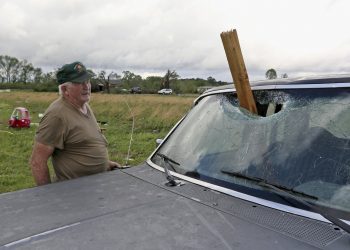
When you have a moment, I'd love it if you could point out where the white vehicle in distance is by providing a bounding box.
[158,88,173,95]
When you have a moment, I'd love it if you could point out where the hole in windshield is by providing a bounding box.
[254,91,285,117]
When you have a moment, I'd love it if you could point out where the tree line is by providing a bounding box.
[0,55,43,84]
[0,55,287,93]
[0,55,228,94]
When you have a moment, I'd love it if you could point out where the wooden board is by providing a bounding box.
[221,29,258,114]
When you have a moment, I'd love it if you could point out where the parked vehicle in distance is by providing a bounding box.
[158,88,173,95]
[8,107,31,128]
[1,75,349,249]
[130,86,142,94]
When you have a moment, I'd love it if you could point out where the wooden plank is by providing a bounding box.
[220,29,258,114]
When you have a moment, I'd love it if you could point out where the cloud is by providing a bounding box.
[0,0,349,81]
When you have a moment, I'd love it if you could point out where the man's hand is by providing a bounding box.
[108,160,124,171]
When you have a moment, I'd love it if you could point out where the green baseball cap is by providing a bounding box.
[56,61,93,84]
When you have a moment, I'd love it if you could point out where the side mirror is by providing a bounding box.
[156,139,163,146]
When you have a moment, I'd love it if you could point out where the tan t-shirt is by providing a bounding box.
[35,97,109,181]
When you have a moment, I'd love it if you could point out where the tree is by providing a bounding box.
[281,73,288,78]
[122,71,142,83]
[207,76,216,85]
[33,68,43,83]
[97,70,110,93]
[108,72,121,92]
[265,68,277,80]
[18,60,35,83]
[41,71,56,84]
[162,69,179,89]
[145,76,162,82]
[122,70,142,88]
[0,55,20,83]
[143,76,163,93]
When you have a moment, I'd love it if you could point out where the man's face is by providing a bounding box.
[65,81,91,106]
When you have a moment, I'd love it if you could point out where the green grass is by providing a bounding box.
[0,91,196,193]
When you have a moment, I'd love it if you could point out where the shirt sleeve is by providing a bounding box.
[35,112,66,150]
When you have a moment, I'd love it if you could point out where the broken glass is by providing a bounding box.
[151,88,350,216]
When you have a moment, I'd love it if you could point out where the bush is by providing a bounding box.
[0,82,59,92]
[32,83,58,92]
[0,82,33,90]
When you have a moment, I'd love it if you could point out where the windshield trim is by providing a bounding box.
[147,157,350,226]
[195,83,350,105]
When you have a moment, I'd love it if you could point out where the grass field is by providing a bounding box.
[0,91,196,193]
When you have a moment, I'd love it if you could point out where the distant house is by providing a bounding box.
[109,79,122,87]
[95,79,122,92]
[97,83,104,91]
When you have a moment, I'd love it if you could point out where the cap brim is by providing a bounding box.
[71,72,93,83]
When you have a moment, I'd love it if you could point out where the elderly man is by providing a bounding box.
[30,61,121,186]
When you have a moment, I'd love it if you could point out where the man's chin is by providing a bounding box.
[81,95,90,101]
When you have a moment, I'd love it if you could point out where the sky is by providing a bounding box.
[0,0,349,82]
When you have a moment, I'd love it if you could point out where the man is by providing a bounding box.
[30,61,121,186]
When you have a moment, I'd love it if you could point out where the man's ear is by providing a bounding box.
[61,85,68,93]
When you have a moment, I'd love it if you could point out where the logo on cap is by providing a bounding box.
[74,63,84,73]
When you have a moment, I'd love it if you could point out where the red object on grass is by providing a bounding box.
[8,107,31,128]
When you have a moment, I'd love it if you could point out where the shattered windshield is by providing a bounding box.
[151,88,350,216]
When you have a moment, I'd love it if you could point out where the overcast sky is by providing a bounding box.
[0,0,349,81]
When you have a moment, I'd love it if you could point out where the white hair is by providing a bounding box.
[58,82,72,95]
[58,84,64,95]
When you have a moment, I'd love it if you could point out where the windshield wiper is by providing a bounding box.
[155,153,184,187]
[221,170,350,234]
[156,153,180,169]
[221,170,318,200]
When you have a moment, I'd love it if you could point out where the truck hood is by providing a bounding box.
[0,164,349,249]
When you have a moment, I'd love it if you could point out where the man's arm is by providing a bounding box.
[30,141,55,186]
